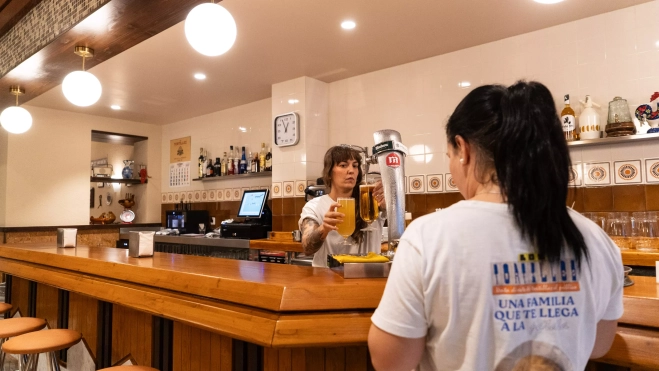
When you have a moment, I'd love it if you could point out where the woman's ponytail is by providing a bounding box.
[446,81,588,266]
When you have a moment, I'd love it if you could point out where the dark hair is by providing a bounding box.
[322,146,366,243]
[445,81,588,266]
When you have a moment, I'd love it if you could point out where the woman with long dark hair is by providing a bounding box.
[299,146,386,267]
[368,81,623,370]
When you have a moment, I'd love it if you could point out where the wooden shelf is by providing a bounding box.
[192,171,272,182]
[621,250,659,267]
[90,177,146,185]
[568,132,659,147]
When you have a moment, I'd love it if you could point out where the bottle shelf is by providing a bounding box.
[90,177,147,185]
[567,132,659,148]
[192,171,272,182]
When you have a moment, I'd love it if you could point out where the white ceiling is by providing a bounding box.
[24,0,652,125]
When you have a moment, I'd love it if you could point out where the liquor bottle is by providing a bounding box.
[252,152,259,173]
[206,159,214,177]
[259,143,266,172]
[198,148,205,178]
[265,147,272,171]
[234,145,240,174]
[561,94,577,141]
[240,146,247,174]
[221,152,228,176]
[249,151,255,173]
[228,146,235,175]
[214,157,221,177]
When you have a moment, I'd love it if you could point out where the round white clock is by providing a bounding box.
[274,112,299,147]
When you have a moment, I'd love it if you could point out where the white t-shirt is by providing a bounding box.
[372,201,623,371]
[299,195,384,267]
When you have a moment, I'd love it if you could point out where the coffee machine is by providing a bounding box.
[165,210,209,234]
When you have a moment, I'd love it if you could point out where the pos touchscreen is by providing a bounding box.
[237,189,269,218]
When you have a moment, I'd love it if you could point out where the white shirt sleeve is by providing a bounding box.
[371,230,427,339]
[600,234,624,321]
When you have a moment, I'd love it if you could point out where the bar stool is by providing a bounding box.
[100,366,159,371]
[0,303,12,315]
[0,317,46,368]
[2,328,81,371]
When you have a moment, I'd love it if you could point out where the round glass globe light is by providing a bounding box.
[0,106,32,134]
[185,3,237,57]
[62,71,102,107]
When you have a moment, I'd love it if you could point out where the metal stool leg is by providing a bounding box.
[0,337,6,370]
[19,353,38,371]
[46,351,60,371]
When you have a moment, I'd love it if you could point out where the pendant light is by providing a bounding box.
[185,1,237,56]
[0,86,32,134]
[62,46,102,107]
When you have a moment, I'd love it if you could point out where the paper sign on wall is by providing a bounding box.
[170,136,191,163]
[169,162,190,187]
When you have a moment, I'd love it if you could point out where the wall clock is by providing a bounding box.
[274,112,299,147]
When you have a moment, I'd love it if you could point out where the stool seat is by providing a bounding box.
[0,303,11,314]
[99,367,159,371]
[2,329,81,354]
[0,318,46,338]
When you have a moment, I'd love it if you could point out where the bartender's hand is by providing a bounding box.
[321,202,345,236]
[373,181,386,210]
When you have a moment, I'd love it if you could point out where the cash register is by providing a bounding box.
[221,189,272,239]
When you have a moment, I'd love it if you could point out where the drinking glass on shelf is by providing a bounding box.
[606,212,633,250]
[198,223,206,235]
[359,178,379,231]
[633,212,659,251]
[337,197,355,246]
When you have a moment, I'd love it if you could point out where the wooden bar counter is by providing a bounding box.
[0,242,656,370]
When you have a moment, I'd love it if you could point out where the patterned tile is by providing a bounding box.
[584,162,612,186]
[409,175,425,193]
[167,193,174,203]
[161,193,167,204]
[193,191,202,202]
[645,158,659,183]
[241,187,250,200]
[295,180,307,197]
[569,164,583,187]
[426,174,443,193]
[187,192,193,201]
[445,173,458,192]
[283,181,295,197]
[201,190,208,202]
[614,160,642,184]
[208,189,216,201]
[173,192,180,203]
[272,182,282,198]
[233,188,241,201]
[216,189,224,201]
[180,192,187,202]
[224,189,232,201]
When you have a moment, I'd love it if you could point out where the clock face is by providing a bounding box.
[274,112,299,147]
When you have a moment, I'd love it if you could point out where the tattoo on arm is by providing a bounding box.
[301,218,324,256]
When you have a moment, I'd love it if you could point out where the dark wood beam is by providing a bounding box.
[0,0,203,109]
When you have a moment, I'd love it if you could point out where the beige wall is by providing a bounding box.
[161,98,273,198]
[0,129,7,226]
[2,106,161,227]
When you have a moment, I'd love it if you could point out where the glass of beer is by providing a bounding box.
[337,197,355,245]
[359,182,379,231]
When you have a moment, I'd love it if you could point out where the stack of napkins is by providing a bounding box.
[129,231,155,258]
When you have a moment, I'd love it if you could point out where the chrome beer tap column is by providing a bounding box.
[372,130,407,251]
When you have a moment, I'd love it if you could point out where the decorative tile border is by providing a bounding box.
[295,180,306,197]
[224,189,232,201]
[216,189,224,201]
[569,164,582,187]
[445,173,458,192]
[584,162,611,186]
[614,160,642,184]
[272,182,282,198]
[283,181,294,197]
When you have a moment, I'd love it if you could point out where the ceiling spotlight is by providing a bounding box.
[185,3,237,57]
[239,126,247,132]
[0,86,32,134]
[533,0,564,4]
[111,105,121,110]
[458,81,471,88]
[288,99,299,104]
[341,20,356,30]
[62,46,102,107]
[194,73,207,80]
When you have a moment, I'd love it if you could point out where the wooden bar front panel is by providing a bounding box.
[68,292,99,361]
[173,321,232,371]
[263,346,372,371]
[35,283,58,328]
[112,304,153,367]
[10,276,29,317]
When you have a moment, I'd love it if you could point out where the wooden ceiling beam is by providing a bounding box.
[0,0,202,109]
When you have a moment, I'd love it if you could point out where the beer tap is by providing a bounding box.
[339,144,377,177]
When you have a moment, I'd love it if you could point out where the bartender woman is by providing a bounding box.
[299,146,386,267]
